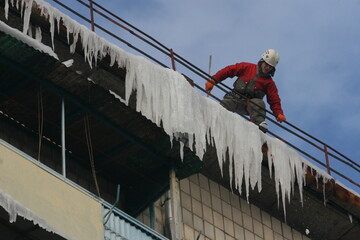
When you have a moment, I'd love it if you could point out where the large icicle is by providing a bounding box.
[2,0,341,217]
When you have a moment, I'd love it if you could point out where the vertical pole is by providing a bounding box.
[89,0,95,32]
[169,169,183,240]
[324,144,331,175]
[208,55,212,77]
[149,202,156,230]
[206,55,212,96]
[170,49,176,71]
[61,98,66,178]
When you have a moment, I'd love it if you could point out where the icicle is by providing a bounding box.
[0,190,73,240]
[20,0,24,17]
[265,137,311,218]
[48,9,56,50]
[35,26,42,41]
[21,0,33,35]
[323,177,328,206]
[27,23,32,37]
[179,141,184,161]
[5,0,9,20]
[0,20,58,59]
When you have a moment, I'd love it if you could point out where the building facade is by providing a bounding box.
[0,1,359,240]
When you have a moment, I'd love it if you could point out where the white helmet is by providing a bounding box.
[262,49,280,67]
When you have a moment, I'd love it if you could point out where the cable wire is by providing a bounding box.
[84,114,101,198]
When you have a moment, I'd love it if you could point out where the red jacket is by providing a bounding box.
[212,62,284,116]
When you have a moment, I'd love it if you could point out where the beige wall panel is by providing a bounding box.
[0,143,104,240]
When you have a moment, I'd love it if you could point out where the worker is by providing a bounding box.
[205,49,286,132]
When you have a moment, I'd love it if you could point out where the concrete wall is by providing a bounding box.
[180,174,312,240]
[139,173,312,240]
[0,141,104,240]
[137,194,168,236]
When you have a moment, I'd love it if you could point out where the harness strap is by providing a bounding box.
[245,74,259,94]
[233,73,259,98]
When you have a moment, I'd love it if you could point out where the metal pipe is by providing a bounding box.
[169,169,183,240]
[170,49,176,71]
[149,202,155,230]
[103,184,121,224]
[61,98,66,177]
[89,0,95,31]
[324,145,331,175]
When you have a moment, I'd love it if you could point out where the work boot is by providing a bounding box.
[259,121,268,133]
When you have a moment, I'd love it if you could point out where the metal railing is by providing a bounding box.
[103,203,169,240]
[46,0,359,190]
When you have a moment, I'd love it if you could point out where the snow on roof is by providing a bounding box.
[0,17,58,59]
[1,0,341,217]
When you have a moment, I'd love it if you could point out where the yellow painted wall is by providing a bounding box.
[0,142,104,240]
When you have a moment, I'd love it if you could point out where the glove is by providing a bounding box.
[276,114,286,123]
[205,80,215,93]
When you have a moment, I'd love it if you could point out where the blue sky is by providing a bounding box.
[48,0,360,192]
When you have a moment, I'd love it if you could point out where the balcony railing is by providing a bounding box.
[103,203,169,240]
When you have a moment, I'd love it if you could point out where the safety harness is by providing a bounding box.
[230,68,268,122]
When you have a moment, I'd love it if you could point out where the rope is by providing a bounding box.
[84,81,101,198]
[84,114,101,198]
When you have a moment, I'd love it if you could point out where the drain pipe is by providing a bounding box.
[149,202,156,230]
[165,190,174,239]
[166,169,183,240]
